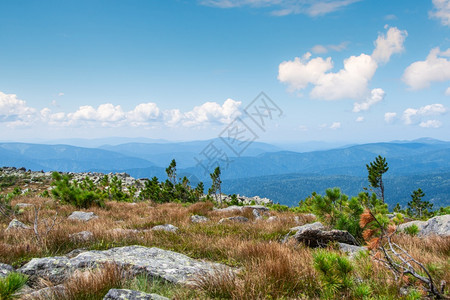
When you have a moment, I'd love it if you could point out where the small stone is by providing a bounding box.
[0,263,14,278]
[338,243,367,258]
[218,216,249,224]
[103,288,169,300]
[15,203,33,208]
[69,231,94,242]
[6,219,31,231]
[190,215,209,223]
[68,211,98,222]
[266,216,278,222]
[151,224,178,233]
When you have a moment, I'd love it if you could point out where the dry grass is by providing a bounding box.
[1,196,449,299]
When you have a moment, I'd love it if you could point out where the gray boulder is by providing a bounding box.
[219,216,249,224]
[290,222,324,234]
[0,263,14,278]
[266,216,278,222]
[252,209,262,220]
[338,243,367,258]
[151,224,178,233]
[68,211,98,222]
[214,205,243,213]
[21,284,66,299]
[103,289,169,300]
[399,215,449,237]
[15,203,33,208]
[19,246,229,286]
[6,218,31,231]
[294,229,358,247]
[190,215,209,223]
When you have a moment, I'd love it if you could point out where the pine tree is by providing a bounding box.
[208,167,222,204]
[407,188,433,219]
[366,155,389,203]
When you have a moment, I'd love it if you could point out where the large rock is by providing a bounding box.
[6,218,31,231]
[294,229,358,247]
[68,211,98,222]
[19,246,229,286]
[69,231,94,242]
[399,215,449,237]
[338,243,367,258]
[103,289,169,300]
[290,222,324,234]
[0,263,14,278]
[21,284,66,299]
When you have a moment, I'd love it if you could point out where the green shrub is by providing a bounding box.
[0,272,28,300]
[403,224,419,236]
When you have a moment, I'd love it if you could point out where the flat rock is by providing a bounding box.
[6,218,31,231]
[15,203,33,208]
[68,211,98,222]
[294,229,358,247]
[338,243,367,258]
[19,246,229,286]
[0,263,14,278]
[218,216,249,224]
[21,284,66,299]
[190,215,209,223]
[214,205,243,213]
[103,289,169,300]
[151,224,178,232]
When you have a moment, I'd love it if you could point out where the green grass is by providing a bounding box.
[0,272,28,300]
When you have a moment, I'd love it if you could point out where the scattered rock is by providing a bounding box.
[151,224,178,233]
[19,246,231,287]
[108,228,140,235]
[0,263,14,278]
[338,243,367,258]
[294,229,358,248]
[6,218,31,231]
[398,215,449,237]
[68,211,98,222]
[252,209,262,220]
[103,289,169,300]
[266,216,278,222]
[290,222,324,234]
[15,203,33,208]
[214,205,243,213]
[219,216,249,224]
[69,231,94,242]
[190,215,209,223]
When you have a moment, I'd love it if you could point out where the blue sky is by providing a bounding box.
[0,0,449,143]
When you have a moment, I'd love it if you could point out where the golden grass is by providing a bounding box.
[1,196,449,299]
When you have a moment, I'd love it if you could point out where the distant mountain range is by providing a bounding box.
[1,138,449,208]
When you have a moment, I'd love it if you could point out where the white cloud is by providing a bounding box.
[127,103,160,126]
[384,14,397,20]
[278,26,405,101]
[402,103,447,125]
[66,103,126,127]
[371,26,408,64]
[0,91,37,126]
[430,0,450,26]
[330,122,341,129]
[402,47,450,89]
[384,112,397,123]
[446,87,450,95]
[355,116,364,122]
[199,0,361,16]
[419,120,442,128]
[352,88,385,112]
[311,42,348,54]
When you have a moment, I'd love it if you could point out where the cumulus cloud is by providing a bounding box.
[66,103,126,127]
[429,0,450,26]
[278,26,406,101]
[402,103,447,125]
[127,103,160,126]
[330,122,341,129]
[372,26,408,64]
[355,116,364,122]
[0,91,37,126]
[352,88,385,112]
[384,112,397,123]
[419,120,442,128]
[402,47,450,89]
[199,0,361,16]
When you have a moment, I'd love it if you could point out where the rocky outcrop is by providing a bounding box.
[0,263,14,278]
[220,195,273,206]
[68,211,98,222]
[290,222,324,234]
[294,229,358,247]
[214,205,269,213]
[151,224,178,233]
[190,215,209,223]
[6,218,30,231]
[103,289,169,300]
[399,215,449,237]
[21,284,66,299]
[18,246,229,286]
